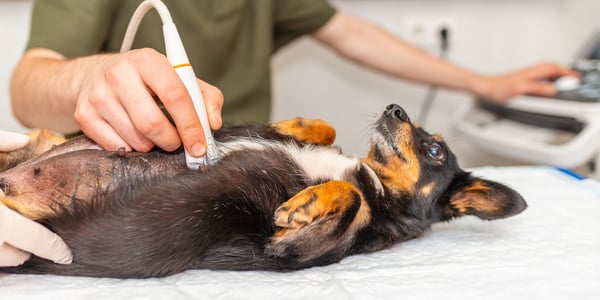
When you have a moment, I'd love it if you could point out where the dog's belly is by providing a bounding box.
[0,136,187,219]
[29,140,352,277]
[0,134,361,220]
[1,133,370,277]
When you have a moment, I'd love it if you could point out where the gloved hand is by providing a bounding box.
[0,129,72,266]
[0,130,30,151]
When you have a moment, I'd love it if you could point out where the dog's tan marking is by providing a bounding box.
[463,180,490,193]
[450,180,498,214]
[0,194,51,220]
[363,123,420,194]
[271,181,371,259]
[420,182,435,198]
[272,117,336,145]
[274,180,369,229]
[275,181,355,228]
[26,129,67,151]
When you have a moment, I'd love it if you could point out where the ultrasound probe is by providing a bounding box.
[120,0,220,169]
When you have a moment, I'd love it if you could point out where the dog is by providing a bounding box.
[0,104,527,278]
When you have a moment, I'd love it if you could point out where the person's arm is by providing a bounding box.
[312,12,578,102]
[0,130,72,267]
[10,48,223,156]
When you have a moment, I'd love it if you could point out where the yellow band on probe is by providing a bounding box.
[172,63,192,69]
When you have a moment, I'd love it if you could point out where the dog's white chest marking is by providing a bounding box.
[287,146,359,181]
[220,139,384,194]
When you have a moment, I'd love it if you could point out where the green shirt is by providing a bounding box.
[27,0,336,125]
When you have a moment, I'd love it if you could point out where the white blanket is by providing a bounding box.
[1,166,599,300]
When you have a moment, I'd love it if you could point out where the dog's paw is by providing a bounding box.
[273,194,319,229]
[271,117,336,145]
[269,181,371,261]
[274,181,359,229]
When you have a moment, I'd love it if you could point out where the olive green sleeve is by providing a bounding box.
[26,0,121,58]
[273,0,337,50]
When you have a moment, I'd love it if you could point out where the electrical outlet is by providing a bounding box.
[401,17,455,53]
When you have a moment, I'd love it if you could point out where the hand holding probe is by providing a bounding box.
[120,0,220,169]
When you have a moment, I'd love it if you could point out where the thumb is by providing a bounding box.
[0,202,73,264]
[0,242,31,267]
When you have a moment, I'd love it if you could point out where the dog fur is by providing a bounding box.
[0,104,527,278]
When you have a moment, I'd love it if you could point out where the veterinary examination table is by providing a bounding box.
[1,165,599,299]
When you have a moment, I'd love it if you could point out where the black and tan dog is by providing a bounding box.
[0,104,526,278]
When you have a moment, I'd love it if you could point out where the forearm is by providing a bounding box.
[10,49,91,133]
[313,12,485,95]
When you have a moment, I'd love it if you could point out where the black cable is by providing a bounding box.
[417,26,450,125]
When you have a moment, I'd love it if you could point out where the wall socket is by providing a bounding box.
[400,17,456,53]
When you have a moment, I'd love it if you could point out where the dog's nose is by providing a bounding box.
[385,104,410,122]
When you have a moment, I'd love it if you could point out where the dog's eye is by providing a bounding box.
[426,143,444,160]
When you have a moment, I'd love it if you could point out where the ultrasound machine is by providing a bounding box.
[454,32,600,177]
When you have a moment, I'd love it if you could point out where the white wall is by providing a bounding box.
[1,0,599,167]
[0,0,32,133]
[272,0,600,167]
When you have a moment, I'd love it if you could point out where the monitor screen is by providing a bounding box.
[579,32,600,60]
[590,46,600,60]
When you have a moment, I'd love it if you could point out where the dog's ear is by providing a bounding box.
[446,177,527,220]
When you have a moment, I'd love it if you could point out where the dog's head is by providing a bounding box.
[363,104,526,223]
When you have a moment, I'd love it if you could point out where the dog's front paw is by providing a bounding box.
[274,181,354,229]
[271,117,336,145]
[268,181,371,261]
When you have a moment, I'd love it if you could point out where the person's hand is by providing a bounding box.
[0,130,72,266]
[73,48,224,156]
[474,62,580,102]
[0,130,30,152]
[0,202,73,266]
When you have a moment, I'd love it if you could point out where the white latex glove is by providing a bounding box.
[0,130,30,152]
[0,129,72,266]
[0,201,73,266]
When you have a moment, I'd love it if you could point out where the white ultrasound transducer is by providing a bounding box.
[120,0,220,169]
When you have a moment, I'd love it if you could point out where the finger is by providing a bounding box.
[97,65,164,152]
[520,81,558,97]
[0,131,30,152]
[107,64,181,152]
[1,204,72,264]
[98,103,155,152]
[133,50,207,157]
[162,91,208,157]
[198,79,224,130]
[0,242,31,267]
[76,85,153,152]
[524,63,578,80]
[76,104,133,152]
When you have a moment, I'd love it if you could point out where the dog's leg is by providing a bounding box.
[271,117,336,145]
[0,129,66,172]
[0,191,50,220]
[0,129,69,219]
[268,180,371,263]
